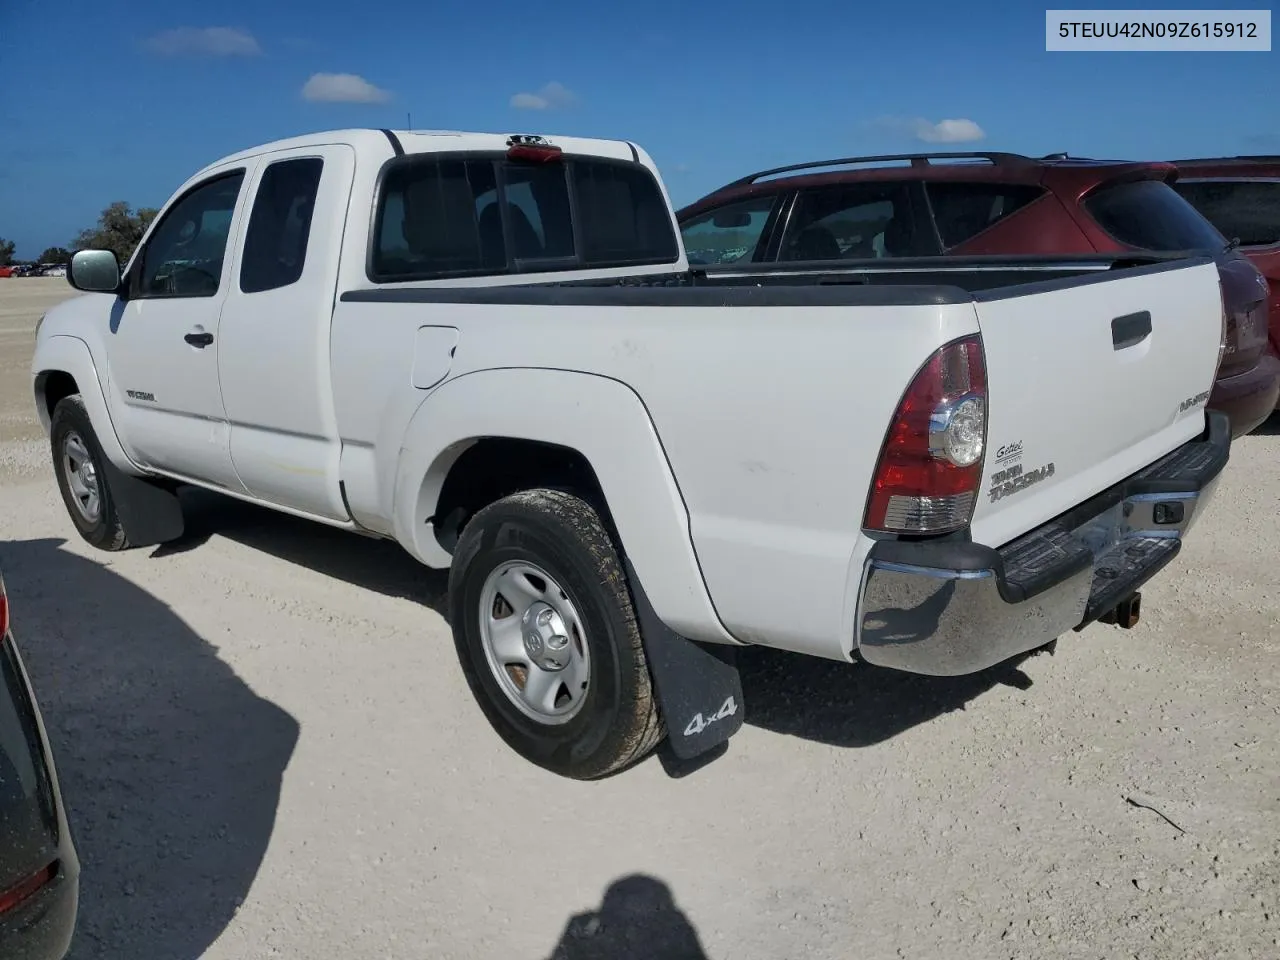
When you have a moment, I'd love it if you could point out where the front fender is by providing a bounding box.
[31,335,140,475]
[392,368,739,646]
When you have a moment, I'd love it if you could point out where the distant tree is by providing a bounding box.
[72,202,159,264]
[39,246,72,265]
[0,237,14,266]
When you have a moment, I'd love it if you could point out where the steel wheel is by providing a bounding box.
[477,560,591,725]
[61,431,101,524]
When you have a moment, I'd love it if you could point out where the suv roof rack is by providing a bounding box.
[1171,154,1280,164]
[723,152,1042,187]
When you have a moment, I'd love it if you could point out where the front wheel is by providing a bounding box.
[447,489,665,779]
[49,395,131,551]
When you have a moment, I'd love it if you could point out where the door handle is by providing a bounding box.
[184,331,215,348]
[1111,311,1151,350]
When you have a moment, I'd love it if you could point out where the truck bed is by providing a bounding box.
[343,252,1212,304]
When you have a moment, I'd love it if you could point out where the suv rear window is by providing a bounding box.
[371,155,678,281]
[1173,180,1280,248]
[1083,178,1225,252]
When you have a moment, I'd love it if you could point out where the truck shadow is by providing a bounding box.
[738,644,1038,748]
[161,488,1037,753]
[543,874,708,960]
[0,537,299,960]
[160,487,450,615]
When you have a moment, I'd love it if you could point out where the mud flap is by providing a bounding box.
[99,457,185,547]
[623,558,744,761]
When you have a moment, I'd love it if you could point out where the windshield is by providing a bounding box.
[1083,178,1226,251]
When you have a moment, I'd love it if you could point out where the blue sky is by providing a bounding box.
[1,0,1276,257]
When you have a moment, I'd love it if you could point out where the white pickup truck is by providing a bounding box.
[33,128,1232,779]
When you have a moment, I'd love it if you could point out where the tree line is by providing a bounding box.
[1,201,158,268]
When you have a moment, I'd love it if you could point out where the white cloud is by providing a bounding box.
[509,81,577,111]
[301,73,392,104]
[145,27,261,58]
[910,118,986,144]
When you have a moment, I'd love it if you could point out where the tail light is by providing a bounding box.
[864,335,988,535]
[0,577,8,638]
[0,862,56,915]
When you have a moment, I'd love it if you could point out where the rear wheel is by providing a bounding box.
[447,489,665,779]
[49,395,131,551]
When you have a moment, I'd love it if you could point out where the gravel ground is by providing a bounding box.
[3,277,1279,960]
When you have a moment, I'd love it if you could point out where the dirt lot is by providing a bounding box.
[2,276,1279,959]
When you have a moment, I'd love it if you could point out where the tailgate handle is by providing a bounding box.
[1111,311,1152,351]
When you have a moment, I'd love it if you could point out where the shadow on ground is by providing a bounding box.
[157,488,1041,754]
[1250,411,1280,437]
[158,487,449,615]
[0,537,299,960]
[544,874,707,960]
[738,643,1040,748]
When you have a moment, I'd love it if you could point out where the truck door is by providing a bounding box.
[105,162,256,491]
[218,144,356,520]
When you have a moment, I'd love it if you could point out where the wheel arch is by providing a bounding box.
[391,367,738,646]
[32,336,140,474]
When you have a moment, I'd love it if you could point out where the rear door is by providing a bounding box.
[219,144,356,520]
[967,259,1225,550]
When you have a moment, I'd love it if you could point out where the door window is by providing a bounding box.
[679,195,779,265]
[137,171,245,298]
[240,158,325,293]
[780,184,926,260]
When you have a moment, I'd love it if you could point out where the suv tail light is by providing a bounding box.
[864,335,988,535]
[0,576,8,638]
[1215,280,1229,381]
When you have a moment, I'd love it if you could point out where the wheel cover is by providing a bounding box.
[61,431,102,524]
[477,560,591,725]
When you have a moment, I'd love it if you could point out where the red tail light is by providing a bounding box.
[864,335,988,535]
[0,862,55,915]
[0,579,8,637]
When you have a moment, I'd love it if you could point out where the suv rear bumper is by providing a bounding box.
[856,410,1231,677]
[1210,350,1280,434]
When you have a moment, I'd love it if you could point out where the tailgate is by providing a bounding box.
[968,259,1223,549]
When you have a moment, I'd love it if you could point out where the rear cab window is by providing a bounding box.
[1173,180,1280,248]
[1082,178,1225,251]
[370,152,679,281]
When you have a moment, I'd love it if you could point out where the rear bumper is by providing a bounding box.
[856,409,1231,677]
[1210,351,1280,433]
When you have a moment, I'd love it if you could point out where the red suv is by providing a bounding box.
[677,152,1279,436]
[1170,155,1280,407]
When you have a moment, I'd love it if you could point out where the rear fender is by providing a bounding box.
[31,335,140,476]
[392,367,738,647]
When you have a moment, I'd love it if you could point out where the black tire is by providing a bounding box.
[49,395,131,551]
[448,488,665,779]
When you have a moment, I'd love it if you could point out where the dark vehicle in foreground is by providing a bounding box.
[677,151,1279,436]
[0,574,78,959]
[1171,155,1280,404]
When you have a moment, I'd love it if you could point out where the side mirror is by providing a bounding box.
[68,249,121,293]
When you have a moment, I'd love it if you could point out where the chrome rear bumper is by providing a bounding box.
[856,410,1231,676]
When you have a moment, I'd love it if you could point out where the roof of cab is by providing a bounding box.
[194,128,645,178]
